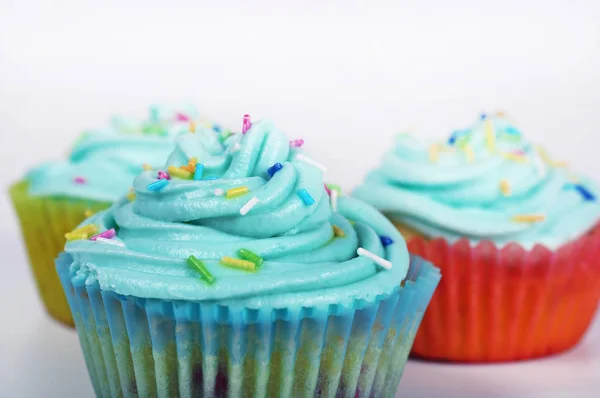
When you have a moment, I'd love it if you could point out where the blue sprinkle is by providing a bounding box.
[297,189,315,206]
[575,184,596,201]
[480,113,487,120]
[380,236,394,247]
[447,131,459,145]
[147,179,169,192]
[203,176,218,181]
[212,124,222,133]
[267,162,283,177]
[194,164,205,180]
[504,126,522,136]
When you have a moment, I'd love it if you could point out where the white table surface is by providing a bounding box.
[2,201,600,398]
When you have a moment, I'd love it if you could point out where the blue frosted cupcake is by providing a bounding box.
[56,118,440,397]
[10,105,222,325]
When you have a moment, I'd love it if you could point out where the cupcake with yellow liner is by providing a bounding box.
[56,117,440,397]
[9,104,223,326]
[353,113,600,362]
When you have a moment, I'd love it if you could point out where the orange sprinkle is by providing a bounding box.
[180,164,195,173]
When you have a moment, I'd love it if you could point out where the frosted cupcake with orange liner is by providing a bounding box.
[353,113,600,362]
[9,104,225,326]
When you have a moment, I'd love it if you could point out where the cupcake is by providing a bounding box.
[353,113,600,362]
[9,104,217,326]
[56,118,440,397]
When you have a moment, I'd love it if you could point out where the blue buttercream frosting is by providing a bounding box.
[25,105,218,202]
[64,120,410,306]
[353,115,600,250]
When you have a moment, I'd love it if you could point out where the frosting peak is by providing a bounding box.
[353,114,600,250]
[64,119,409,307]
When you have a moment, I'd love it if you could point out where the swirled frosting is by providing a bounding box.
[353,114,600,250]
[64,120,409,307]
[25,105,221,202]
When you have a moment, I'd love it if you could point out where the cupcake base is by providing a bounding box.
[9,181,110,326]
[56,252,440,397]
[393,221,600,362]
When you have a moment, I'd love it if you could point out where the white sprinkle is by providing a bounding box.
[534,153,546,178]
[240,196,260,215]
[331,189,338,212]
[230,142,242,153]
[357,247,392,270]
[214,188,225,196]
[96,237,125,247]
[296,154,327,173]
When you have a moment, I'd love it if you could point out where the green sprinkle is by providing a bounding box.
[187,255,215,285]
[238,248,263,268]
[326,183,342,193]
[220,129,234,141]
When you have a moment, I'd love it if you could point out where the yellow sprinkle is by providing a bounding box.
[485,119,495,152]
[74,224,99,235]
[461,144,475,163]
[219,256,256,271]
[512,214,546,223]
[333,225,345,237]
[189,121,196,133]
[226,186,249,198]
[500,179,511,196]
[551,160,569,168]
[84,209,94,218]
[126,191,136,201]
[168,165,192,179]
[501,152,528,163]
[65,231,88,241]
[429,145,439,163]
[438,145,456,153]
[568,174,580,183]
[142,163,153,171]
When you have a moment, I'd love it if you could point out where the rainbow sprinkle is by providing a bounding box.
[267,163,283,177]
[511,214,546,223]
[485,119,495,152]
[333,225,345,237]
[500,179,511,196]
[380,236,394,247]
[220,256,256,272]
[238,248,263,268]
[242,114,252,134]
[187,255,215,285]
[297,189,315,206]
[357,247,392,270]
[226,186,249,198]
[65,224,99,241]
[147,179,169,192]
[194,164,205,180]
[290,139,304,148]
[89,228,116,241]
[240,196,260,215]
[167,166,192,180]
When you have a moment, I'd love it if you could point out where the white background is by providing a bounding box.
[1,0,600,397]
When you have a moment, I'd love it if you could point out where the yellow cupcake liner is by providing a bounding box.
[9,181,111,326]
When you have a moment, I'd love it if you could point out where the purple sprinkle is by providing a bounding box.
[90,228,116,241]
[74,176,86,184]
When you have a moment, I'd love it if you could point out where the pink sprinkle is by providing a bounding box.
[175,113,190,122]
[324,184,331,196]
[513,150,526,156]
[290,139,304,148]
[90,228,116,241]
[74,177,86,184]
[242,114,252,134]
[158,171,170,180]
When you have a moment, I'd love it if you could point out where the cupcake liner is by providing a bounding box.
[403,223,600,362]
[9,181,111,326]
[56,252,440,398]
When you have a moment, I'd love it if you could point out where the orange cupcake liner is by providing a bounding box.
[404,224,600,362]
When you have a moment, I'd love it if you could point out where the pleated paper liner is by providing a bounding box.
[9,181,111,326]
[394,221,600,363]
[56,252,440,398]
